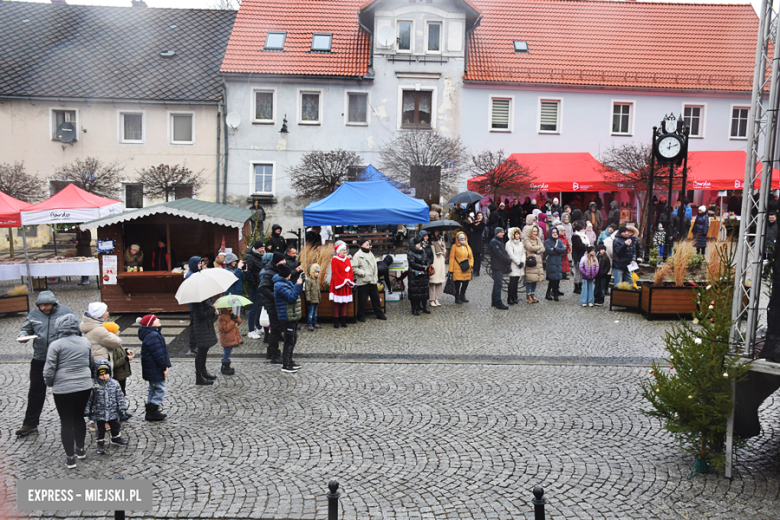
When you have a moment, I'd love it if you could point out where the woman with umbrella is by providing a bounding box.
[428,230,447,307]
[407,235,431,315]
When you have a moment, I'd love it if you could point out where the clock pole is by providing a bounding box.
[677,122,691,242]
[644,126,658,262]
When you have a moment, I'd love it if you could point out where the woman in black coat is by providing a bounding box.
[544,227,568,302]
[407,236,431,316]
[192,298,218,385]
[468,212,486,276]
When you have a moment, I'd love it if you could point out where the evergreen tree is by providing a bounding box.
[640,246,749,472]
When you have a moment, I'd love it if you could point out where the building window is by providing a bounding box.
[253,164,274,194]
[264,32,286,51]
[398,21,412,52]
[173,184,193,200]
[731,107,749,138]
[125,184,144,209]
[490,98,511,131]
[311,33,332,52]
[51,109,77,141]
[347,93,368,125]
[120,112,144,143]
[300,91,321,124]
[402,91,432,129]
[253,89,275,123]
[17,226,37,238]
[612,103,632,135]
[683,105,704,137]
[170,113,193,144]
[539,100,560,133]
[513,41,529,53]
[427,22,441,52]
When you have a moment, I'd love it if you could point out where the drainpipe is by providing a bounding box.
[222,79,229,204]
[358,21,374,78]
[463,15,482,75]
[216,97,222,203]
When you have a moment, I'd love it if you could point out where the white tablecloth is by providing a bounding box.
[21,259,100,278]
[0,264,21,281]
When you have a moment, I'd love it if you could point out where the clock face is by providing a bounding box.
[664,119,677,133]
[657,136,682,159]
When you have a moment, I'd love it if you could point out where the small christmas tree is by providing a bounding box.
[640,245,749,473]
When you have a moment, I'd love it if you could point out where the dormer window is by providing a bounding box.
[311,33,332,52]
[513,41,529,53]
[264,32,286,51]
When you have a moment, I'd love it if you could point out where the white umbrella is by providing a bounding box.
[175,269,238,304]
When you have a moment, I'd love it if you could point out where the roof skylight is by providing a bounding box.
[264,32,287,51]
[311,33,333,52]
[513,41,529,53]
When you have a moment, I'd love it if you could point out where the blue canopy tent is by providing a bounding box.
[358,164,412,193]
[302,180,429,226]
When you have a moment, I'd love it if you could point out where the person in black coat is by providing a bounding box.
[304,226,322,247]
[544,227,567,301]
[407,236,430,316]
[377,254,394,293]
[659,207,675,260]
[244,241,266,338]
[612,226,636,287]
[489,228,512,309]
[192,298,218,386]
[258,253,286,363]
[509,200,524,228]
[607,200,621,229]
[468,212,486,276]
[265,224,286,253]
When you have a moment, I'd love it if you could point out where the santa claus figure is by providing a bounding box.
[329,242,355,329]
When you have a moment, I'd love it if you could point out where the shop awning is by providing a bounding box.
[21,183,122,225]
[80,198,253,229]
[467,152,615,193]
[685,151,780,190]
[0,191,34,228]
[302,180,430,226]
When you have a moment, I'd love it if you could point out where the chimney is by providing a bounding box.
[131,0,148,7]
[50,0,67,4]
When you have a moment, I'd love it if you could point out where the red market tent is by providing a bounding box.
[0,191,34,228]
[685,150,780,191]
[467,152,616,194]
[20,184,122,226]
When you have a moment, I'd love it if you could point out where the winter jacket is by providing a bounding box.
[150,246,174,271]
[612,234,635,270]
[139,325,170,383]
[265,225,286,253]
[284,254,302,283]
[407,239,430,301]
[692,214,710,248]
[258,264,281,307]
[543,235,567,281]
[80,315,122,368]
[184,256,201,280]
[124,247,144,267]
[352,249,379,286]
[76,229,92,257]
[448,234,473,281]
[191,300,218,350]
[273,275,303,322]
[43,315,95,394]
[244,248,266,289]
[377,255,394,290]
[598,229,611,244]
[523,226,546,284]
[225,263,244,296]
[584,204,604,232]
[767,220,779,250]
[571,232,590,265]
[571,209,584,224]
[509,204,524,228]
[607,201,621,228]
[521,214,537,240]
[112,342,132,383]
[654,229,666,248]
[304,270,322,304]
[20,291,77,361]
[579,255,600,280]
[489,235,512,273]
[505,230,526,278]
[218,312,242,348]
[596,252,612,279]
[429,238,447,284]
[468,220,486,251]
[85,360,126,422]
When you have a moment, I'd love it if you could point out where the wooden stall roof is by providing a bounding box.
[79,198,253,230]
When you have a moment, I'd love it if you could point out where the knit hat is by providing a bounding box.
[130,244,140,252]
[272,252,285,265]
[96,361,111,377]
[495,227,504,235]
[253,240,264,250]
[103,322,120,334]
[137,314,158,327]
[335,242,347,255]
[699,205,707,212]
[552,219,562,226]
[553,197,559,204]
[618,226,629,234]
[586,221,593,228]
[87,302,108,320]
[358,237,370,247]
[277,264,292,279]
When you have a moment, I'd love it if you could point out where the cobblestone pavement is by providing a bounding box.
[1,278,779,519]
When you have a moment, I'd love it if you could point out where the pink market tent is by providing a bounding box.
[20,184,122,225]
[0,191,34,228]
[685,151,780,190]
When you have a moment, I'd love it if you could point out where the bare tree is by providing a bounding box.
[138,164,205,202]
[54,157,123,199]
[0,162,44,203]
[378,129,469,193]
[599,142,675,237]
[467,151,536,200]
[288,149,363,200]
[209,0,240,9]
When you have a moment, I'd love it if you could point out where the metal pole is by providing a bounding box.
[532,486,546,520]
[678,151,690,242]
[326,480,340,520]
[216,101,221,204]
[21,232,34,299]
[644,126,657,262]
[666,162,675,212]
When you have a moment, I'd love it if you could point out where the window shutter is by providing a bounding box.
[491,99,510,129]
[540,101,558,131]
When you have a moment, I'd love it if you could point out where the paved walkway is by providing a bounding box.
[0,277,778,519]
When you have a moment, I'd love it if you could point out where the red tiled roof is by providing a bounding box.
[465,0,760,91]
[220,0,369,77]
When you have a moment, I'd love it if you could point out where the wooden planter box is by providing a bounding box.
[640,283,698,319]
[610,287,642,311]
[0,294,30,315]
[303,290,385,322]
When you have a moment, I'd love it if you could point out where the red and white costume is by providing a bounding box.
[329,243,355,303]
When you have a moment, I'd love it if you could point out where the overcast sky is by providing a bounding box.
[14,0,770,17]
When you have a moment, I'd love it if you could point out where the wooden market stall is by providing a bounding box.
[80,198,252,313]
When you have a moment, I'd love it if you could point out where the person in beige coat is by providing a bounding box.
[428,230,447,306]
[352,238,387,322]
[523,225,545,303]
[505,227,527,305]
[79,302,122,367]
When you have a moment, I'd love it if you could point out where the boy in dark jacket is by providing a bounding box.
[85,359,128,453]
[138,314,170,422]
[273,265,303,373]
[594,244,612,306]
